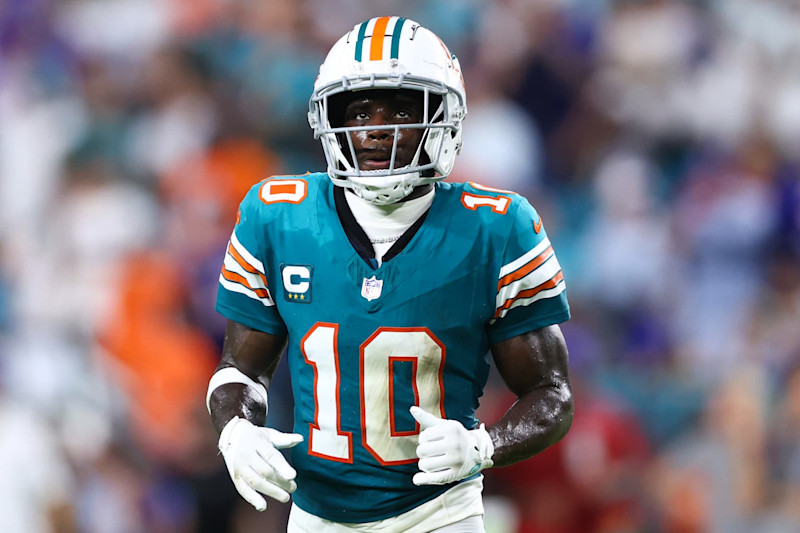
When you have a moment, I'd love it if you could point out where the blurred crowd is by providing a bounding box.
[2,0,800,532]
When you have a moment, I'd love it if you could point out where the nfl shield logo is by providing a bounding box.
[361,276,383,301]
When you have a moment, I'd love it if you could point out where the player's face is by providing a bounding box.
[341,90,425,171]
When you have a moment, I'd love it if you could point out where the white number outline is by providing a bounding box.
[301,323,446,465]
[360,327,446,465]
[301,323,353,463]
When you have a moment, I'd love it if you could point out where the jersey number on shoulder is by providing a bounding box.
[259,178,308,205]
[460,192,511,214]
[301,323,445,465]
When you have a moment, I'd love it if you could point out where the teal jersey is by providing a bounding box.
[216,173,570,523]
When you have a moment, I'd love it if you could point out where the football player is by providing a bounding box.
[207,16,573,533]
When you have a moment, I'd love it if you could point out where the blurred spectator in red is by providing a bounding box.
[482,377,651,533]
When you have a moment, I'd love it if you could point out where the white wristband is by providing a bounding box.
[206,367,269,413]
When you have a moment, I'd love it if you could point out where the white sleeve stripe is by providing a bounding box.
[206,367,269,414]
[496,254,561,309]
[499,238,551,278]
[224,253,267,290]
[219,275,275,306]
[493,281,567,321]
[230,229,265,273]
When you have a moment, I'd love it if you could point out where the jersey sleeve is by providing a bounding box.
[215,189,287,336]
[487,197,570,344]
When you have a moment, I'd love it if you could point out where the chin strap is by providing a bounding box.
[333,169,423,205]
[353,180,415,205]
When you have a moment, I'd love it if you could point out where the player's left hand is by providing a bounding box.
[410,406,494,486]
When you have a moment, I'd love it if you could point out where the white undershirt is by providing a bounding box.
[345,188,435,266]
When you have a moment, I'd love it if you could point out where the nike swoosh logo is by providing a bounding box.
[533,216,543,234]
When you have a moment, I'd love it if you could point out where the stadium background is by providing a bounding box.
[2,0,800,531]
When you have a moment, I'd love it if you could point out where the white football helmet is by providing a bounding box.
[308,17,467,204]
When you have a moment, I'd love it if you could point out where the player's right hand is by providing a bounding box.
[218,416,304,511]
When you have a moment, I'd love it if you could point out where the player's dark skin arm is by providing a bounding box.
[487,324,573,467]
[208,320,287,434]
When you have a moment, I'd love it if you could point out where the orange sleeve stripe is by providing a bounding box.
[221,267,270,298]
[227,242,269,287]
[370,17,390,60]
[494,271,564,318]
[497,246,554,291]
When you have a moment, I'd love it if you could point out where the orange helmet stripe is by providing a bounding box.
[369,17,391,60]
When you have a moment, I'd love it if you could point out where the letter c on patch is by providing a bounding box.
[282,265,310,293]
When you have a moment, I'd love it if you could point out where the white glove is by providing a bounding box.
[218,416,304,511]
[410,406,494,486]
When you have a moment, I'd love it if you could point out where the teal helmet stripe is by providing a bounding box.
[354,17,405,62]
[354,21,369,61]
[390,17,406,59]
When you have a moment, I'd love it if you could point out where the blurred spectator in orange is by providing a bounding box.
[98,252,218,467]
[160,131,283,346]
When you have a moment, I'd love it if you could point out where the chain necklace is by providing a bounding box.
[370,234,403,244]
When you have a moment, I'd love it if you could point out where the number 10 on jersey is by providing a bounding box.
[301,323,446,465]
